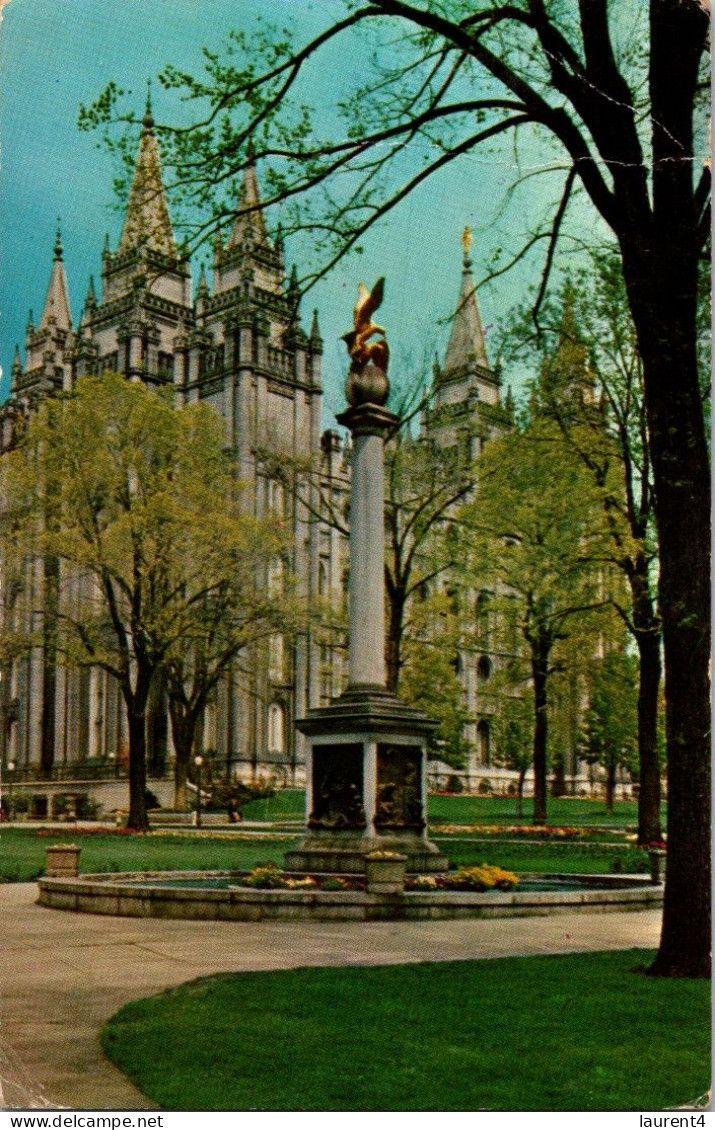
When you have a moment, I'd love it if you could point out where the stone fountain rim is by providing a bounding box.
[36,869,663,921]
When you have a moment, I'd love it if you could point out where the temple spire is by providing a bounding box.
[80,276,98,326]
[287,263,299,300]
[39,224,72,331]
[11,344,22,390]
[117,87,176,258]
[53,218,64,261]
[443,226,489,374]
[310,308,322,344]
[143,78,154,131]
[226,160,269,249]
[196,264,209,313]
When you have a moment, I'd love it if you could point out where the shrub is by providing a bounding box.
[321,877,349,891]
[443,864,519,891]
[8,791,31,816]
[242,863,288,889]
[52,793,102,820]
[206,778,276,812]
[410,875,439,891]
[81,796,102,820]
[610,850,649,874]
[51,794,72,817]
[242,863,317,890]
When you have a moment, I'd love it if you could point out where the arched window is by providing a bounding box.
[475,591,492,645]
[318,559,329,596]
[477,719,491,766]
[267,702,285,754]
[268,556,284,596]
[267,479,284,515]
[268,634,284,683]
[477,655,492,684]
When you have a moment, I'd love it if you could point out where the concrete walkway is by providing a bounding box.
[0,882,662,1110]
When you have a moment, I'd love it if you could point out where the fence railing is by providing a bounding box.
[4,764,136,783]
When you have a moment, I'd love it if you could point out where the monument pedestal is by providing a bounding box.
[285,686,449,874]
[288,343,448,875]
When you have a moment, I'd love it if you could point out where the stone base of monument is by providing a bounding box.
[285,832,448,875]
[286,686,449,876]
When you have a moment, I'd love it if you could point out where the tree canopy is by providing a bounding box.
[1,374,286,828]
[465,408,623,823]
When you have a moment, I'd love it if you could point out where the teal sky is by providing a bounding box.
[0,0,597,417]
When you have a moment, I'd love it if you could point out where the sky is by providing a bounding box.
[0,0,597,420]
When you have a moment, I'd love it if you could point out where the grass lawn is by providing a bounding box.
[433,837,650,874]
[101,950,710,1111]
[0,828,299,883]
[238,789,305,821]
[428,793,648,828]
[0,825,650,882]
[237,790,652,830]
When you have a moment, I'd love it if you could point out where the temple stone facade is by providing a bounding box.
[0,113,518,797]
[0,106,351,788]
[422,233,514,782]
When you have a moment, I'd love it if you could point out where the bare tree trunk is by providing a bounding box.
[386,588,406,693]
[531,643,549,826]
[516,765,527,820]
[634,623,662,845]
[126,699,149,831]
[605,761,615,816]
[40,554,59,774]
[550,756,566,798]
[168,700,199,812]
[122,657,153,832]
[623,241,710,977]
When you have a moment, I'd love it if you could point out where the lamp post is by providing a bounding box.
[194,755,203,828]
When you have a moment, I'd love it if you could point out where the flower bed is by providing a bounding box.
[36,826,143,837]
[408,864,519,892]
[236,862,518,893]
[433,824,594,839]
[34,827,297,841]
[242,864,318,890]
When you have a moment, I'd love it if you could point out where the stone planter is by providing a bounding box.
[364,854,407,894]
[45,845,81,878]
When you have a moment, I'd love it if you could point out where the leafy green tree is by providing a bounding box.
[505,258,663,843]
[493,692,534,818]
[2,374,282,830]
[579,651,639,814]
[164,548,290,812]
[466,413,619,825]
[383,427,475,692]
[400,589,472,769]
[83,0,710,974]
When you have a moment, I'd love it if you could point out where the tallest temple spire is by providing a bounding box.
[443,226,490,375]
[117,84,176,258]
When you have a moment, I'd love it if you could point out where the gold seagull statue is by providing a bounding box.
[341,276,389,374]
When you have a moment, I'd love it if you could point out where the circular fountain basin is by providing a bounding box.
[37,870,663,921]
